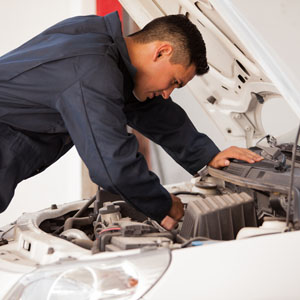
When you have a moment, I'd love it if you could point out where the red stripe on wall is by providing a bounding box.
[96,0,123,23]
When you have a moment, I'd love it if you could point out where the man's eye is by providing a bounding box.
[173,80,183,88]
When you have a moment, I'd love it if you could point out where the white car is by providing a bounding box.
[1,0,300,299]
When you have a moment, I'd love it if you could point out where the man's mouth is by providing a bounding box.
[150,92,160,98]
[149,92,155,99]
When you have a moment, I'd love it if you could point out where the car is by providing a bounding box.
[1,0,300,299]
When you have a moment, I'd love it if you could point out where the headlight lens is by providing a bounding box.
[4,248,170,300]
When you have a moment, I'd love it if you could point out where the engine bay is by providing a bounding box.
[38,141,300,253]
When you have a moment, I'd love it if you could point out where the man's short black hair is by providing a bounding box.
[129,14,209,76]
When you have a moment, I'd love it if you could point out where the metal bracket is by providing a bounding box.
[232,113,255,147]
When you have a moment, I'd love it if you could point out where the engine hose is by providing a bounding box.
[173,191,204,196]
[64,215,94,231]
[143,231,175,241]
[53,195,96,235]
[74,195,97,218]
[72,239,94,250]
[92,232,121,254]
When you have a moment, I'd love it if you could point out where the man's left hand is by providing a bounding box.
[160,194,184,230]
[208,146,263,168]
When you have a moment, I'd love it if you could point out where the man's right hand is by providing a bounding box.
[208,146,263,168]
[160,194,184,230]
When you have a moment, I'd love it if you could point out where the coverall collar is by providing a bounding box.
[104,12,137,80]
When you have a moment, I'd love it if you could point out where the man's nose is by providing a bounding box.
[162,87,175,99]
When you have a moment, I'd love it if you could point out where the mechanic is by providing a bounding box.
[0,12,262,229]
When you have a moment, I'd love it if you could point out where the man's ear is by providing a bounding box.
[153,43,173,62]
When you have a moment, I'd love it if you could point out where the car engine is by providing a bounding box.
[39,142,300,253]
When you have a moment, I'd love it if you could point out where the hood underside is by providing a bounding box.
[119,0,300,147]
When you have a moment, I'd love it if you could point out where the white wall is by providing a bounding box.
[0,0,96,226]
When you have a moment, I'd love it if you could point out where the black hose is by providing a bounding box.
[173,191,204,196]
[73,195,97,218]
[53,195,96,235]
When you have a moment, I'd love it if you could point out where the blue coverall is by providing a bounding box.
[0,12,219,221]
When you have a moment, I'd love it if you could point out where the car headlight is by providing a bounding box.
[4,248,170,300]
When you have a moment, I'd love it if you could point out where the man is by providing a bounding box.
[0,12,262,229]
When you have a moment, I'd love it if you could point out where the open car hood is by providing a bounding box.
[119,0,300,147]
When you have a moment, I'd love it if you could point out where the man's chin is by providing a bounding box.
[132,89,147,102]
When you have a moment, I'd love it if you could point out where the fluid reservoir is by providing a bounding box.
[236,219,286,239]
[99,202,121,225]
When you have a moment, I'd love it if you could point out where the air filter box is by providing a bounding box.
[179,192,257,240]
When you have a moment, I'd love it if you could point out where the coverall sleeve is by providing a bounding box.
[125,97,220,175]
[55,56,172,222]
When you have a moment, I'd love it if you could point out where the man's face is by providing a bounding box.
[133,58,196,101]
